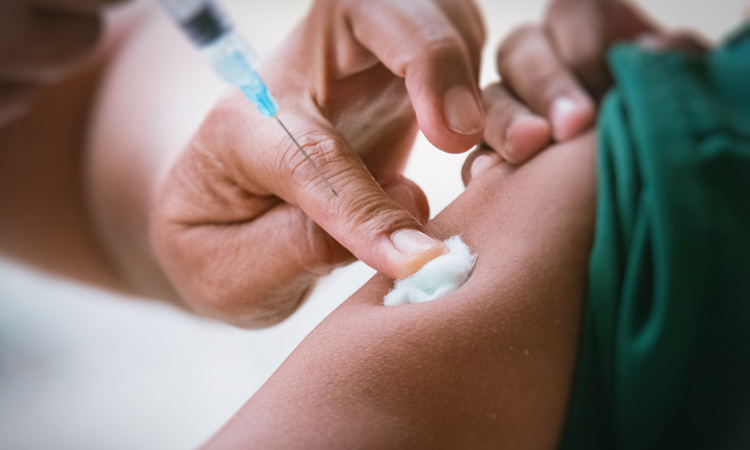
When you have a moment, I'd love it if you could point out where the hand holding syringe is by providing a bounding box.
[150,0,486,327]
[159,0,337,195]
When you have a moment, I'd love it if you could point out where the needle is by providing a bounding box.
[275,116,338,197]
[158,0,338,196]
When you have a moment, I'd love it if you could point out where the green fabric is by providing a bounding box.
[560,26,750,449]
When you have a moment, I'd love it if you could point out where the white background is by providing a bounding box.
[0,0,744,449]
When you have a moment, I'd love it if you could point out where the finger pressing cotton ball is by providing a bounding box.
[384,236,476,306]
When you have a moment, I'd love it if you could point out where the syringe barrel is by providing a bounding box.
[158,0,278,117]
[201,32,259,84]
[203,32,278,117]
[158,0,230,47]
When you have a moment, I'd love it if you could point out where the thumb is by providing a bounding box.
[228,106,447,280]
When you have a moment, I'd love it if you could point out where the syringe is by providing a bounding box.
[158,0,338,196]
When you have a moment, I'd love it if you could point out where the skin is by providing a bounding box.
[0,0,129,126]
[476,0,656,167]
[0,0,700,315]
[1,0,488,326]
[85,0,659,328]
[0,48,121,289]
[1,0,731,447]
[201,6,722,447]
[87,0,492,327]
[469,0,709,176]
[1,0,649,327]
[0,0,142,290]
[0,3,597,445]
[203,131,597,449]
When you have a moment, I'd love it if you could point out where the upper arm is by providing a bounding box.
[205,132,597,450]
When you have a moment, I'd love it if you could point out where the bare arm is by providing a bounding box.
[205,131,597,449]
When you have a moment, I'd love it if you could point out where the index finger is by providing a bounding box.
[343,0,485,153]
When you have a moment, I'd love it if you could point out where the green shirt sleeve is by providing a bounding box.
[560,25,750,449]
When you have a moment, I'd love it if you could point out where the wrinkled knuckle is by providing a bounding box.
[333,185,416,237]
[273,131,342,195]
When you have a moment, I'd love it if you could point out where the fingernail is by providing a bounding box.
[471,154,499,180]
[390,229,448,278]
[443,86,484,135]
[392,229,443,254]
[506,116,550,162]
[550,96,592,141]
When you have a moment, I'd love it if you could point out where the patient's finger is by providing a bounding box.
[482,82,550,164]
[545,0,656,98]
[497,25,595,142]
[461,146,502,187]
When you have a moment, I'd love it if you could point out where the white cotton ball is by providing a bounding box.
[384,236,476,306]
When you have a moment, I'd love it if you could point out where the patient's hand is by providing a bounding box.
[468,0,709,176]
[468,0,655,169]
[147,0,488,327]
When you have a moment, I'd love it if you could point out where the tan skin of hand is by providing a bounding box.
[2,0,486,327]
[148,0,490,327]
[0,0,660,328]
[87,0,491,328]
